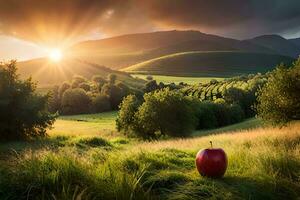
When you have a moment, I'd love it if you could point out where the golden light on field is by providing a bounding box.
[48,48,63,62]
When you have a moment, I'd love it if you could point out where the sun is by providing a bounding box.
[48,48,63,62]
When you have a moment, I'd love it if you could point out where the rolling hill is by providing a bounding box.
[69,30,281,69]
[15,30,300,84]
[246,35,300,58]
[289,37,300,48]
[123,51,294,77]
[17,58,145,87]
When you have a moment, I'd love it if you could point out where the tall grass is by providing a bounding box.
[1,123,300,199]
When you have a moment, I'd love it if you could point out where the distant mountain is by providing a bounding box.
[123,51,294,77]
[17,58,145,87]
[289,38,300,49]
[69,30,277,69]
[246,35,300,58]
[16,30,299,85]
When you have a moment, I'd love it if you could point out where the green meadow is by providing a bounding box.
[1,112,300,199]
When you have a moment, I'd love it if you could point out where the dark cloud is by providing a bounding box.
[0,0,300,44]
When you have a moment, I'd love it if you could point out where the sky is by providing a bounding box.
[1,0,300,61]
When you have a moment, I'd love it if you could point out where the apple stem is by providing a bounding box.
[210,141,213,148]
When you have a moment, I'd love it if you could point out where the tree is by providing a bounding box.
[0,61,56,140]
[92,95,111,113]
[78,82,91,91]
[118,89,198,138]
[101,82,130,109]
[48,85,61,113]
[108,74,117,84]
[92,75,107,89]
[61,88,92,115]
[144,80,159,93]
[257,61,300,125]
[59,82,71,98]
[71,75,86,88]
[116,95,141,134]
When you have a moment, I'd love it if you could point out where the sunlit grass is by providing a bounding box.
[1,113,300,199]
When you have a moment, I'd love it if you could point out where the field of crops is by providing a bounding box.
[132,74,224,85]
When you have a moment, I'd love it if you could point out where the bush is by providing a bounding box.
[116,95,141,134]
[195,101,245,130]
[117,89,198,138]
[0,61,56,140]
[223,87,256,117]
[61,88,92,115]
[257,60,300,125]
[92,95,111,113]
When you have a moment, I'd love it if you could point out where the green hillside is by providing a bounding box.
[124,51,294,77]
[69,30,276,69]
[17,58,145,87]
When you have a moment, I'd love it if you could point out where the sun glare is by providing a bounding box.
[48,48,63,62]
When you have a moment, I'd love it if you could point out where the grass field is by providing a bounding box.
[132,74,224,85]
[1,113,300,199]
[124,51,294,77]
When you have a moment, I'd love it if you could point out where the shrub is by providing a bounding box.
[223,87,255,117]
[257,60,300,125]
[118,89,198,138]
[92,95,111,113]
[195,101,245,130]
[0,61,56,140]
[61,88,92,115]
[116,95,141,134]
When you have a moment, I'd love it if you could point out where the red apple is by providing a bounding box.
[195,141,227,178]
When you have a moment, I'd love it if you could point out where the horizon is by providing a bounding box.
[1,0,300,61]
[1,29,299,62]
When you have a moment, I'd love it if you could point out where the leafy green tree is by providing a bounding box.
[144,80,159,93]
[61,88,92,114]
[116,95,141,134]
[0,61,56,140]
[59,82,71,97]
[71,75,86,88]
[135,89,198,138]
[48,85,61,113]
[257,61,300,125]
[92,75,107,89]
[108,74,117,84]
[92,95,111,113]
[79,82,91,91]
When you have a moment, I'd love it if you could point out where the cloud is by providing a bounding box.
[0,0,300,45]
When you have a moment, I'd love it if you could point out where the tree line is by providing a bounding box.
[0,59,299,141]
